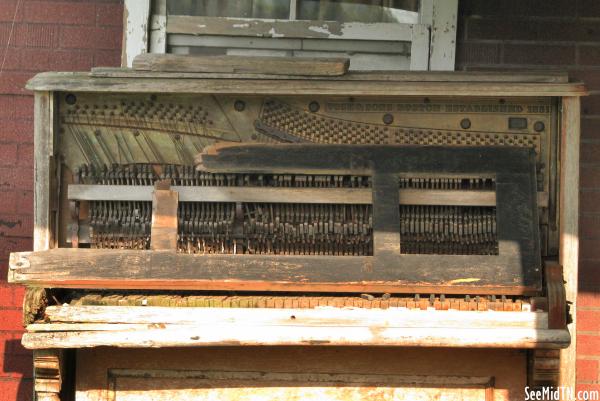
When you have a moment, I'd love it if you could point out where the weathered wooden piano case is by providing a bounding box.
[10,68,585,401]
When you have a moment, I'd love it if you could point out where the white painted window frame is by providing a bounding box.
[122,0,457,71]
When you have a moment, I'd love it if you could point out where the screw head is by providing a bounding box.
[65,93,77,105]
[534,121,545,132]
[308,101,320,113]
[234,100,246,112]
[460,118,472,129]
[382,113,394,125]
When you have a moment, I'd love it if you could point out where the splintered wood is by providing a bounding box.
[21,304,571,350]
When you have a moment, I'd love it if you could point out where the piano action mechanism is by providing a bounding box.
[9,68,585,401]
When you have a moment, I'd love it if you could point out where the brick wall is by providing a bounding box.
[456,0,600,392]
[0,0,597,399]
[0,1,122,399]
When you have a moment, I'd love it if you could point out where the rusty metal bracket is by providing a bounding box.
[150,180,179,251]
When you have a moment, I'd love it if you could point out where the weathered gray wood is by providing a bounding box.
[410,24,429,71]
[26,72,585,96]
[148,0,166,54]
[89,68,570,83]
[133,54,349,76]
[68,185,501,207]
[559,96,581,390]
[166,16,415,41]
[33,92,54,252]
[8,248,540,295]
[372,173,401,255]
[428,0,458,71]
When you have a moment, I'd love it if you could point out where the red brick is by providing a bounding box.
[24,1,96,25]
[11,96,33,120]
[0,378,33,401]
[580,260,600,291]
[578,334,600,355]
[18,48,53,71]
[96,3,124,26]
[570,70,600,92]
[576,383,600,395]
[503,44,575,66]
[461,0,576,17]
[0,72,33,96]
[0,354,32,379]
[0,1,24,23]
[580,238,600,259]
[17,143,32,167]
[580,46,600,67]
[0,214,33,238]
[0,49,21,72]
[580,0,600,17]
[60,25,121,50]
[0,166,33,191]
[456,42,501,67]
[0,283,14,308]
[581,142,600,164]
[467,18,600,42]
[0,119,33,143]
[580,166,600,190]
[580,291,600,308]
[577,359,599,382]
[0,309,23,331]
[6,332,29,357]
[583,96,600,117]
[0,191,17,214]
[14,24,59,48]
[93,49,121,67]
[581,196,600,220]
[0,143,17,166]
[578,310,600,332]
[582,117,600,142]
[12,286,25,308]
[0,237,31,263]
[0,96,33,121]
[16,190,32,216]
[49,49,94,71]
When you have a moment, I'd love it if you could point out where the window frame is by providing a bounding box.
[121,1,457,73]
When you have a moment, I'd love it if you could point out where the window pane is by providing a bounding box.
[298,0,418,23]
[167,0,290,19]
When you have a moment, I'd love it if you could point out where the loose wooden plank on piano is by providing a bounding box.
[133,54,350,76]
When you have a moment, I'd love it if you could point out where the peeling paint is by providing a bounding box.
[233,23,250,28]
[307,25,332,36]
[267,27,285,38]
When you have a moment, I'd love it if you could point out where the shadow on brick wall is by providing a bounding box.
[2,339,32,401]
